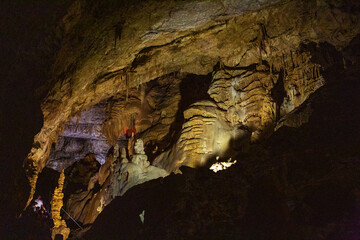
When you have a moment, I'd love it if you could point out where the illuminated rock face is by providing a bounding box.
[46,52,325,174]
[115,139,168,196]
[64,140,168,227]
[154,100,233,170]
[20,0,360,231]
[47,102,110,170]
[154,55,326,169]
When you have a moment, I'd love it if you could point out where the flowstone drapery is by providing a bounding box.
[112,139,168,197]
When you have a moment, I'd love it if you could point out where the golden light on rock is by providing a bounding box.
[9,0,360,238]
[209,158,237,173]
[51,170,70,240]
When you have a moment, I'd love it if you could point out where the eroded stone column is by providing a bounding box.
[51,170,70,240]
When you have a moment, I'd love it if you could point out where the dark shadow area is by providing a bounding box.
[64,153,101,201]
[265,38,360,239]
[34,168,61,212]
[244,174,288,240]
[86,166,245,240]
[271,69,286,120]
[166,73,213,141]
[0,1,72,238]
[146,73,212,163]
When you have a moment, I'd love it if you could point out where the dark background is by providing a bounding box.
[0,0,71,233]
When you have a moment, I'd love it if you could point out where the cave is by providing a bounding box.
[1,0,360,239]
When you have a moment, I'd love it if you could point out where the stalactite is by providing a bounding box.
[126,71,129,102]
[290,51,295,68]
[302,70,305,80]
[259,46,263,65]
[294,53,299,68]
[343,57,347,69]
[136,76,140,90]
[75,113,81,127]
[283,67,286,79]
[24,169,38,211]
[61,125,65,136]
[313,65,316,79]
[140,83,146,105]
[282,53,287,76]
[317,65,321,78]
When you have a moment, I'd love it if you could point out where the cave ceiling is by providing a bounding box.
[19,0,360,231]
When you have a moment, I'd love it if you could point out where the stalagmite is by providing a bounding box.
[110,144,121,199]
[51,170,70,240]
[116,139,168,196]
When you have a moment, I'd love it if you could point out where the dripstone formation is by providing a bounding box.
[3,0,359,239]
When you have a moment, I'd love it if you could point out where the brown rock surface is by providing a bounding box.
[85,54,360,239]
[25,0,360,172]
[16,0,360,236]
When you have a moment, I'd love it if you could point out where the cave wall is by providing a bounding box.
[19,0,360,228]
[85,39,360,239]
[154,49,326,171]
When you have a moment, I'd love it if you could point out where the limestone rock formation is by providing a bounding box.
[51,170,70,240]
[65,151,113,226]
[102,75,181,146]
[110,146,126,199]
[16,0,360,236]
[84,50,360,239]
[154,100,233,170]
[154,53,326,170]
[64,140,168,228]
[25,0,360,173]
[113,139,168,197]
[47,102,110,171]
[65,153,100,190]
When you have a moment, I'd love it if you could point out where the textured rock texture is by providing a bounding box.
[112,140,168,197]
[17,0,360,236]
[154,53,326,170]
[47,102,110,170]
[64,140,168,227]
[51,170,70,240]
[25,0,360,171]
[86,51,360,239]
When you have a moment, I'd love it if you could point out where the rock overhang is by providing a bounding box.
[23,0,360,213]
